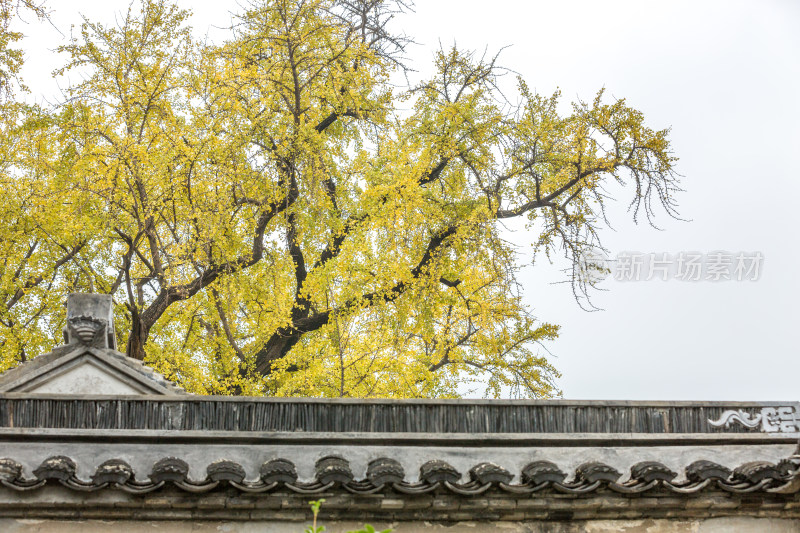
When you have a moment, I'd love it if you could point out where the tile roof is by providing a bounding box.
[0,451,797,496]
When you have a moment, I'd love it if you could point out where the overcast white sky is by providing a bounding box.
[17,1,800,401]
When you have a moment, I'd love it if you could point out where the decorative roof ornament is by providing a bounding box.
[0,293,184,395]
[63,293,117,349]
[709,406,799,433]
[0,454,793,497]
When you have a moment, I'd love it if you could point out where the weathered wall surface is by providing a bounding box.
[0,517,798,533]
[0,485,797,523]
[25,362,144,395]
[3,396,797,434]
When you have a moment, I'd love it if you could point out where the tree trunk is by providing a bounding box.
[126,313,149,360]
[254,328,302,375]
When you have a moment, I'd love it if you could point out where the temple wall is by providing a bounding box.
[0,517,798,532]
[0,303,796,531]
[0,485,797,530]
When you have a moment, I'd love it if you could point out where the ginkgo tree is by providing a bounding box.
[0,0,680,397]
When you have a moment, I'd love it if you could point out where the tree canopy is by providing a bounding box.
[0,0,679,397]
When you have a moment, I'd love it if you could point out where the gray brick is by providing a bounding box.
[380,498,404,510]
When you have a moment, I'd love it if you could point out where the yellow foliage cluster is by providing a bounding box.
[0,0,679,398]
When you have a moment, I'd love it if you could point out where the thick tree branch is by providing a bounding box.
[127,188,294,359]
[287,211,310,320]
[496,164,620,219]
[5,241,86,311]
[428,326,478,373]
[211,287,246,363]
[314,109,359,133]
[253,224,459,375]
[419,158,449,186]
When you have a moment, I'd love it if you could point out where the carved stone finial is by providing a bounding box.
[63,294,117,350]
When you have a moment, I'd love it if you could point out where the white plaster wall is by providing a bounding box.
[27,363,142,395]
